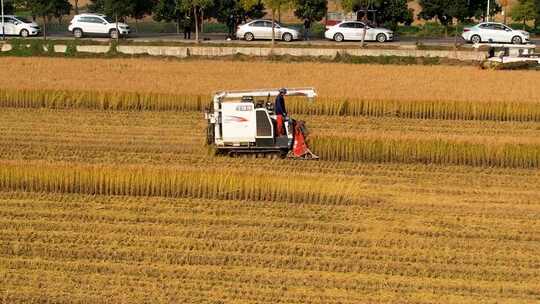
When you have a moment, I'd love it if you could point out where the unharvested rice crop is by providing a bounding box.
[0,161,361,205]
[2,88,539,121]
[5,58,540,103]
[312,135,540,168]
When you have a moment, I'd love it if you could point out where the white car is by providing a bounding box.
[68,14,130,39]
[462,22,530,44]
[236,20,300,42]
[0,15,41,37]
[325,21,393,42]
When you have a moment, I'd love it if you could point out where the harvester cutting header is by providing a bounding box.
[205,88,319,159]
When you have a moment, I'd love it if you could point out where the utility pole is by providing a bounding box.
[486,0,490,22]
[1,0,5,41]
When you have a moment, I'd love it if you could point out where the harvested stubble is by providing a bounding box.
[2,109,538,168]
[0,177,539,304]
[0,162,361,205]
[2,88,540,121]
[311,135,540,168]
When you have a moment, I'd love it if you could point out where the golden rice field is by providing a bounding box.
[2,58,540,121]
[0,58,539,303]
[4,56,539,103]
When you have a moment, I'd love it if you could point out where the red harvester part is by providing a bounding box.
[290,121,319,160]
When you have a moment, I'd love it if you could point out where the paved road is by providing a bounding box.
[14,31,540,47]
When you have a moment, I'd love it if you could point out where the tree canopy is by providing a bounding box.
[89,0,154,21]
[511,0,537,25]
[293,0,327,24]
[418,0,501,25]
[3,0,15,14]
[153,0,185,23]
[341,0,412,29]
[12,0,72,38]
[209,0,265,24]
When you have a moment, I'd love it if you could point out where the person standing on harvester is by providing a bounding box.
[275,88,287,136]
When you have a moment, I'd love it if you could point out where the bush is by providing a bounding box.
[65,41,78,57]
[4,39,45,56]
[397,23,470,38]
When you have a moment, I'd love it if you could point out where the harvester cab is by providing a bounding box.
[205,88,319,159]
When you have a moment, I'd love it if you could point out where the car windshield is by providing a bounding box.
[14,16,32,23]
[103,16,114,23]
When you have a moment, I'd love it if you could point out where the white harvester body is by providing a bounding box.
[205,88,318,158]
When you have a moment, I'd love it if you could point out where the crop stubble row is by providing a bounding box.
[0,191,538,304]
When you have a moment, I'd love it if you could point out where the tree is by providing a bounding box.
[374,0,413,30]
[294,0,327,39]
[341,0,375,46]
[89,0,135,40]
[207,0,264,39]
[153,0,186,34]
[130,0,156,30]
[467,0,501,20]
[340,0,411,45]
[209,0,265,25]
[242,0,288,46]
[418,0,501,24]
[87,0,104,12]
[182,0,214,42]
[4,1,15,14]
[534,0,540,28]
[52,0,72,24]
[267,0,290,46]
[512,0,537,26]
[14,0,72,39]
[499,0,509,23]
[90,0,134,18]
[418,0,466,26]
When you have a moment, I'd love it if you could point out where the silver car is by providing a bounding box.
[236,20,300,42]
[324,21,394,42]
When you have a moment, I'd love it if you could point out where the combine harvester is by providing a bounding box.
[205,88,319,159]
[476,43,540,68]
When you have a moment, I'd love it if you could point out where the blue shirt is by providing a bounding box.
[275,94,287,116]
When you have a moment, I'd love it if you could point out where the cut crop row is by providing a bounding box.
[0,162,361,205]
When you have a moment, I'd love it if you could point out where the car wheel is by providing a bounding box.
[110,29,119,39]
[512,36,523,44]
[376,33,387,43]
[20,29,29,38]
[470,35,481,44]
[282,32,293,42]
[73,28,83,38]
[244,32,254,41]
[334,33,344,42]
